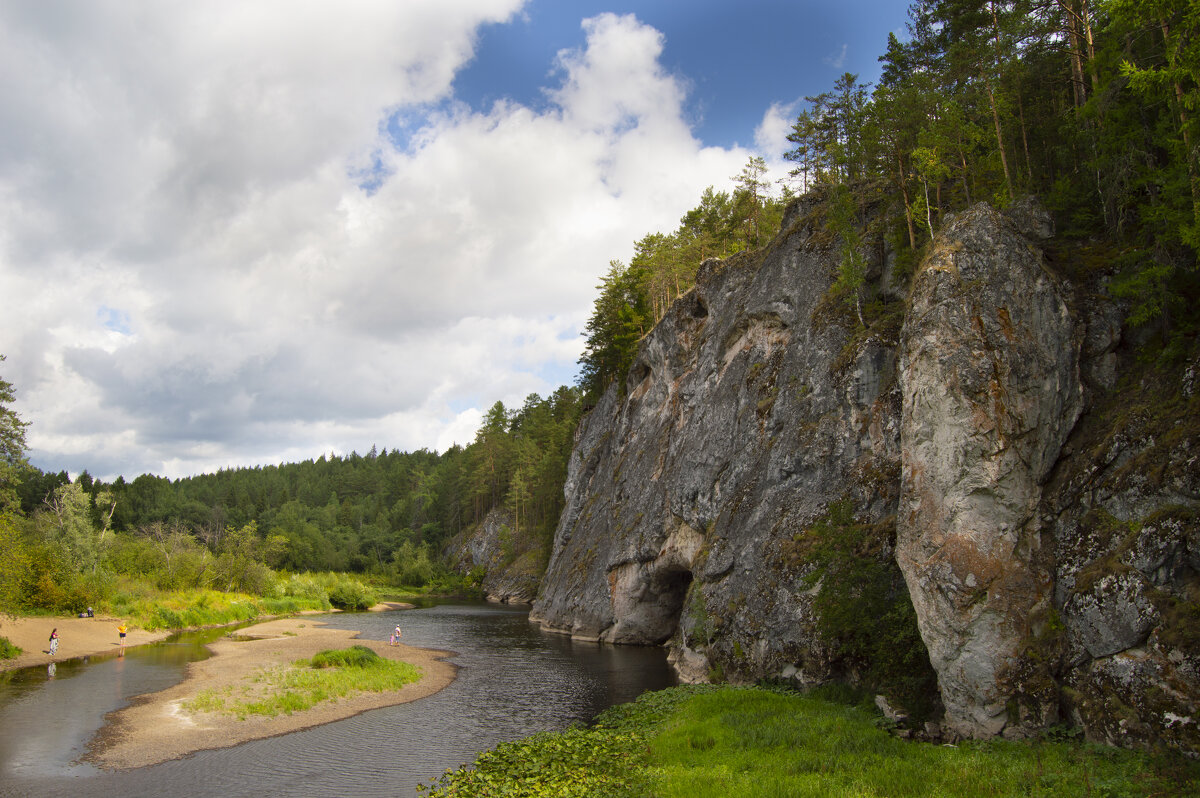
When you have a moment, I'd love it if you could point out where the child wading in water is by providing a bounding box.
[390,625,401,646]
[117,622,127,647]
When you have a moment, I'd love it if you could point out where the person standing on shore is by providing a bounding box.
[48,628,58,657]
[117,622,127,647]
[390,625,401,646]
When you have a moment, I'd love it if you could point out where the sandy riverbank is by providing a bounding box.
[84,616,456,769]
[0,600,414,673]
[0,614,170,671]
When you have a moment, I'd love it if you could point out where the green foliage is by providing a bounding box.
[419,685,1191,797]
[0,636,21,659]
[0,511,29,613]
[797,499,939,717]
[106,587,327,631]
[0,355,29,514]
[419,725,649,798]
[325,575,376,610]
[3,384,579,605]
[577,260,652,400]
[783,0,1200,343]
[183,646,420,719]
[578,177,789,401]
[308,644,381,669]
[278,572,329,602]
[824,184,870,327]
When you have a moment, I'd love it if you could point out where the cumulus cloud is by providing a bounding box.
[1,4,752,480]
[755,102,802,192]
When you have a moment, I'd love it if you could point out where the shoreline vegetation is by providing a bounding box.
[83,615,455,770]
[419,686,1200,797]
[0,586,418,673]
[1,599,456,771]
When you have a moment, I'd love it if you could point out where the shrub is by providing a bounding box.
[326,577,375,610]
[0,636,21,659]
[309,645,380,669]
[279,573,328,601]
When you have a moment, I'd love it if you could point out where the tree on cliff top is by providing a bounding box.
[577,259,650,401]
[0,356,30,514]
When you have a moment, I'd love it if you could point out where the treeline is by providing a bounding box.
[784,0,1197,347]
[577,158,792,398]
[580,0,1199,401]
[0,369,580,614]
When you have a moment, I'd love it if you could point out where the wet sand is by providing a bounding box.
[84,616,456,770]
[0,614,169,671]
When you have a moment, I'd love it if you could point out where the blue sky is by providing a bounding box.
[455,0,903,148]
[0,0,911,480]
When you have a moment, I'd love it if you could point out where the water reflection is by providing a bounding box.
[0,602,676,798]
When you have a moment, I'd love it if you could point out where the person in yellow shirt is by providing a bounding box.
[117,622,127,647]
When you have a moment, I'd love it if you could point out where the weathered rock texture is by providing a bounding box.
[531,191,1200,754]
[897,203,1082,739]
[532,190,915,689]
[445,509,542,603]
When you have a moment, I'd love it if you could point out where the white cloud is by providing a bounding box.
[755,102,800,192]
[824,43,849,70]
[1,5,754,480]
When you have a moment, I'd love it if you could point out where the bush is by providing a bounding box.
[309,645,381,669]
[326,577,376,610]
[278,573,328,601]
[0,636,21,659]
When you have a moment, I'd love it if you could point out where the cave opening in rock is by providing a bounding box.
[647,566,693,645]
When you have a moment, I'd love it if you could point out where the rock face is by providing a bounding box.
[531,193,1200,754]
[532,191,915,687]
[896,203,1082,738]
[445,509,541,603]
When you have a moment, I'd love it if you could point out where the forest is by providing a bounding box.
[1,0,1197,619]
[0,378,581,615]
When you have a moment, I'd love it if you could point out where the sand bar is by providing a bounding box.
[84,616,456,769]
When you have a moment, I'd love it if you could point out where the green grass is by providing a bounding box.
[419,686,1197,798]
[0,636,21,659]
[182,645,421,719]
[107,586,330,631]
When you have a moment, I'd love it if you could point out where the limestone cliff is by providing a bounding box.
[531,191,1200,753]
[445,509,542,604]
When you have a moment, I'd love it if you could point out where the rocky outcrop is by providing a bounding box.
[444,509,541,603]
[532,188,918,689]
[531,192,1200,754]
[1047,361,1200,753]
[896,203,1082,738]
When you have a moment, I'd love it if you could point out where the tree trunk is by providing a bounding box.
[988,83,1014,199]
[958,143,972,205]
[895,147,917,248]
[1018,93,1034,188]
[1060,0,1089,107]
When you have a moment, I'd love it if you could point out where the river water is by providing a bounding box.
[0,601,677,797]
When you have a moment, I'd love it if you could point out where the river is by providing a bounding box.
[0,601,677,797]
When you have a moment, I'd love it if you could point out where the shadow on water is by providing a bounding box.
[0,602,676,798]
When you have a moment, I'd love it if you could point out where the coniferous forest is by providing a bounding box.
[1,0,1197,617]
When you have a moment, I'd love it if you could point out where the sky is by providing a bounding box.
[0,0,910,482]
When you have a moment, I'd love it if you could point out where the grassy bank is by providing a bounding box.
[418,686,1197,797]
[107,586,330,631]
[182,644,422,719]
